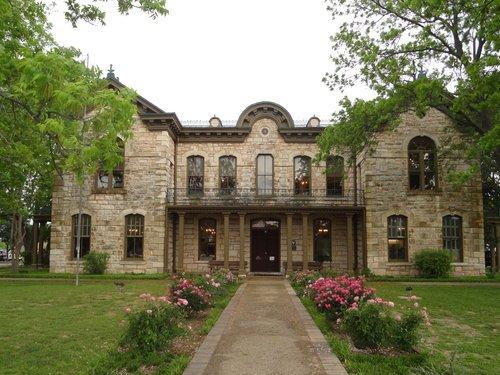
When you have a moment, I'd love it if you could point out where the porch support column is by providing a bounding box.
[286,213,293,273]
[238,213,245,273]
[223,212,230,269]
[346,213,355,272]
[163,208,169,273]
[177,212,185,272]
[302,213,309,270]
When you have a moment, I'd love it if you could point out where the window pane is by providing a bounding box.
[97,170,108,189]
[424,152,436,189]
[443,215,462,262]
[126,215,144,258]
[294,156,311,195]
[408,137,437,190]
[199,218,216,261]
[257,155,273,195]
[72,214,91,258]
[388,238,406,260]
[326,156,343,196]
[388,215,407,261]
[220,156,236,194]
[113,169,124,188]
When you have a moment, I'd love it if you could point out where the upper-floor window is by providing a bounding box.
[443,215,462,262]
[256,154,273,195]
[313,218,332,262]
[187,155,204,196]
[96,138,125,190]
[72,214,91,258]
[326,156,344,196]
[388,215,407,261]
[199,218,217,261]
[219,156,236,195]
[408,136,437,190]
[294,156,311,195]
[125,214,144,259]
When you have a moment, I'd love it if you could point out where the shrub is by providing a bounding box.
[83,251,110,274]
[122,298,185,353]
[343,297,426,351]
[306,275,375,319]
[289,270,321,295]
[414,249,452,278]
[171,278,211,312]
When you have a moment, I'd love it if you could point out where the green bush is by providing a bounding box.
[414,249,453,278]
[83,251,110,274]
[122,303,185,353]
[342,303,394,349]
[343,302,423,351]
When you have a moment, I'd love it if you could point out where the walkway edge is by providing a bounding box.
[284,280,348,375]
[183,282,247,375]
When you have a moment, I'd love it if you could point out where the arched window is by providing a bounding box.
[96,138,125,190]
[187,155,204,196]
[294,156,311,195]
[408,136,437,190]
[256,154,273,195]
[219,156,237,195]
[125,214,144,258]
[326,156,344,196]
[313,218,332,262]
[443,215,462,262]
[72,214,91,258]
[199,218,217,261]
[388,215,407,261]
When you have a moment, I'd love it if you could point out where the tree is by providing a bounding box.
[319,0,499,209]
[0,0,165,272]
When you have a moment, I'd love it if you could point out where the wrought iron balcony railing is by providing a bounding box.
[166,188,364,207]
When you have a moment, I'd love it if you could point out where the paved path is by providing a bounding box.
[184,277,346,375]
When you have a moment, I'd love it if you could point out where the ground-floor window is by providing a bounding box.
[199,218,216,261]
[388,215,407,261]
[72,214,91,258]
[125,214,144,258]
[313,218,331,262]
[443,215,462,262]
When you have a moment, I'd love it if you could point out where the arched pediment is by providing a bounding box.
[236,101,294,128]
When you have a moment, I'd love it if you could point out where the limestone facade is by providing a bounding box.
[49,93,484,276]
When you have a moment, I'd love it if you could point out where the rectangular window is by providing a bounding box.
[219,156,236,195]
[72,214,91,258]
[257,154,273,195]
[199,218,217,261]
[96,139,125,191]
[388,215,407,261]
[187,156,204,196]
[294,156,311,195]
[126,214,144,258]
[326,156,344,196]
[443,215,462,262]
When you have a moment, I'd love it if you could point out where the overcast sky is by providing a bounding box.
[49,0,373,123]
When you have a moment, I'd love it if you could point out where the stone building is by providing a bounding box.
[49,77,485,276]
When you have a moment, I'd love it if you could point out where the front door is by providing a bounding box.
[250,219,280,272]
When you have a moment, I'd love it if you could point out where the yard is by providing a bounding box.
[303,281,500,374]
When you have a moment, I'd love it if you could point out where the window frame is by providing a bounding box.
[95,139,125,192]
[408,136,438,191]
[442,215,463,262]
[294,155,312,196]
[219,155,237,195]
[326,155,344,196]
[256,154,274,196]
[198,217,217,261]
[124,214,145,259]
[387,215,408,262]
[187,155,205,196]
[71,214,91,259]
[313,218,332,262]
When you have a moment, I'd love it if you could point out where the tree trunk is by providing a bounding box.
[11,213,24,273]
[75,185,83,286]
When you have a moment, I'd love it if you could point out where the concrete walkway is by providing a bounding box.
[184,277,347,375]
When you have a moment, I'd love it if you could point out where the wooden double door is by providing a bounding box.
[250,218,280,273]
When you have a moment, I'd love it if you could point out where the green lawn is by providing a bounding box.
[0,279,168,375]
[302,282,500,374]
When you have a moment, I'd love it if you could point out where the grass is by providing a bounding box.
[0,278,169,375]
[298,282,500,374]
[367,274,500,283]
[0,267,168,279]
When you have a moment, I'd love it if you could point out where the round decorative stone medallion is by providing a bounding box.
[261,128,269,135]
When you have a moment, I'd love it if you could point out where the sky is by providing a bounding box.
[48,0,373,124]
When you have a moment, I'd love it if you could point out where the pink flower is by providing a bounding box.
[414,302,419,308]
[395,313,401,321]
[387,301,395,308]
[146,309,152,314]
[178,298,188,306]
[123,307,131,314]
[336,318,341,325]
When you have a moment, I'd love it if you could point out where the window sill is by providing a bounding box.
[386,262,412,266]
[406,189,442,195]
[92,188,126,195]
[195,260,211,264]
[121,258,145,262]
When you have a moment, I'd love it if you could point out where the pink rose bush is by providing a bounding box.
[305,275,375,318]
[171,278,211,312]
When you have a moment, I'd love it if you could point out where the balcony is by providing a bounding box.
[166,188,364,208]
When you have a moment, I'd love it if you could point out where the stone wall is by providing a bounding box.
[360,109,484,276]
[50,116,175,273]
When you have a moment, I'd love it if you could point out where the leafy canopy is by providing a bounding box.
[318,0,499,200]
